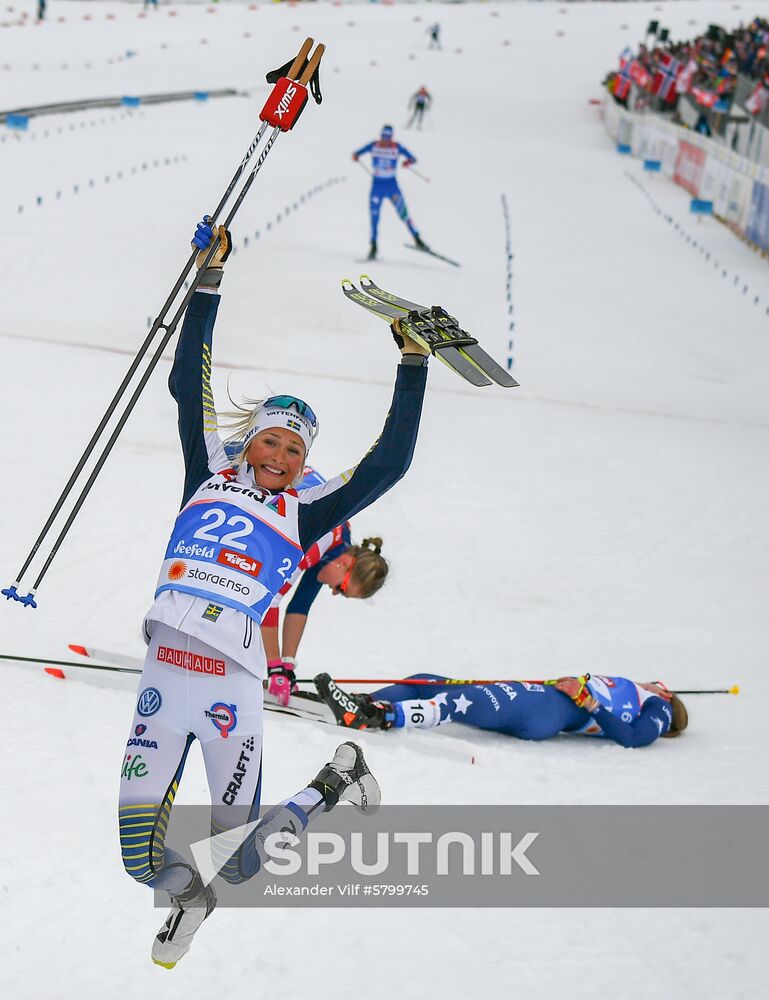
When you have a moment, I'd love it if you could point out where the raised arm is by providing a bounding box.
[296,351,428,551]
[168,222,232,506]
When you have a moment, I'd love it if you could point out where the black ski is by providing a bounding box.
[405,244,461,268]
[359,277,519,388]
[341,280,492,386]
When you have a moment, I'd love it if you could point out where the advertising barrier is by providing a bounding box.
[674,139,706,194]
[746,180,769,251]
[601,97,769,254]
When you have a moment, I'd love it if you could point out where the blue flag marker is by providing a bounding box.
[6,114,29,130]
[690,198,713,216]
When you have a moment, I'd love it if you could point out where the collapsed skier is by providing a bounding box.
[353,124,429,260]
[315,674,689,748]
[119,219,432,968]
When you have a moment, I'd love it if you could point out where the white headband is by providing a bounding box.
[242,405,317,455]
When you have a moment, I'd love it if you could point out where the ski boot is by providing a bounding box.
[413,233,430,251]
[314,673,394,731]
[367,239,378,261]
[310,740,381,814]
[151,872,216,969]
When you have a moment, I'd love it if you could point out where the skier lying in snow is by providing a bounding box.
[119,219,432,969]
[314,673,688,748]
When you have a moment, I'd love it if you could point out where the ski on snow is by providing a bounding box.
[22,645,480,759]
[404,243,461,268]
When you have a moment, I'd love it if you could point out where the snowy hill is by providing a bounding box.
[1,2,768,998]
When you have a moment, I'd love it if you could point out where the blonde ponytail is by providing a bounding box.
[347,537,388,598]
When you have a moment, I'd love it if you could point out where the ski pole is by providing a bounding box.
[2,39,314,608]
[3,40,325,608]
[4,652,741,698]
[296,677,551,686]
[354,158,373,177]
[674,686,739,695]
[19,44,326,604]
[295,678,740,693]
[404,164,430,183]
[0,652,141,675]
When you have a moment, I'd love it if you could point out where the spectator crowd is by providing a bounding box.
[605,16,769,120]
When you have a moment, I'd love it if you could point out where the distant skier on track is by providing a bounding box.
[315,673,689,748]
[407,87,432,129]
[353,124,429,261]
[119,218,433,969]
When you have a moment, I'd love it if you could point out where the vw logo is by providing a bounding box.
[137,687,162,718]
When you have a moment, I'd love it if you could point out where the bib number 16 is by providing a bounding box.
[193,508,253,552]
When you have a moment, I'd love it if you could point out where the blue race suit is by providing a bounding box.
[372,675,675,748]
[353,139,420,242]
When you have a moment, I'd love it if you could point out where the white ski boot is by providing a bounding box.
[151,874,216,969]
[310,741,381,814]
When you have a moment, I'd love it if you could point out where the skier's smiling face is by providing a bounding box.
[246,428,306,491]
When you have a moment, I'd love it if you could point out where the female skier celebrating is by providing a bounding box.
[119,220,430,968]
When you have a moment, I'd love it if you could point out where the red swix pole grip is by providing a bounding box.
[260,77,309,131]
[260,40,324,131]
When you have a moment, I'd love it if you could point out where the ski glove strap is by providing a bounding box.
[198,268,224,289]
[266,58,322,105]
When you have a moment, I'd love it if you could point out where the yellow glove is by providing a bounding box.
[191,218,232,270]
[553,675,598,712]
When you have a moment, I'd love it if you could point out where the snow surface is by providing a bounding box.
[1,1,768,997]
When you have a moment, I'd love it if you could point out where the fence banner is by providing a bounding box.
[600,95,769,252]
[745,179,769,250]
[617,116,634,148]
[673,139,706,195]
